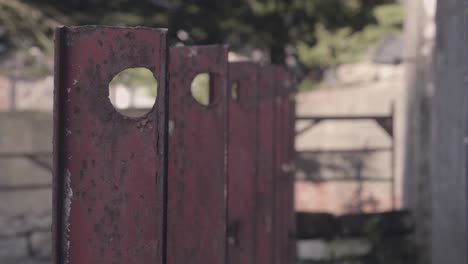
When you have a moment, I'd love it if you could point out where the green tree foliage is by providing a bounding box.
[2,0,403,85]
[109,67,158,97]
[0,0,59,53]
[296,3,403,68]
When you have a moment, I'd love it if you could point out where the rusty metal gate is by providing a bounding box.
[53,26,295,264]
[227,61,259,264]
[167,45,228,264]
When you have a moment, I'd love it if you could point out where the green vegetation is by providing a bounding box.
[0,0,403,91]
[297,4,403,68]
[191,73,210,106]
[363,216,419,264]
[109,67,158,98]
[0,0,58,53]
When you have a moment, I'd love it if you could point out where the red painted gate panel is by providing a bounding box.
[167,45,228,264]
[227,62,260,264]
[273,66,286,264]
[54,26,295,264]
[53,26,168,264]
[284,71,296,264]
[276,68,296,264]
[272,66,296,264]
[256,65,277,264]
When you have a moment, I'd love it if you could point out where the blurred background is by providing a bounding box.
[0,0,458,263]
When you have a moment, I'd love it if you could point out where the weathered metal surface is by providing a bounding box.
[167,45,228,264]
[273,66,286,264]
[272,67,296,264]
[227,62,260,264]
[53,26,168,264]
[255,65,277,264]
[53,26,296,264]
[283,70,296,264]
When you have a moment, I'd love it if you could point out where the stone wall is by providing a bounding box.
[0,112,52,263]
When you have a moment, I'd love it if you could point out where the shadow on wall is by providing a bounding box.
[295,150,393,214]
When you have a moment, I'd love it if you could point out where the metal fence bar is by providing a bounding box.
[389,103,396,209]
[275,66,296,264]
[227,62,260,264]
[166,45,228,264]
[53,26,168,264]
[296,115,393,121]
[282,69,296,264]
[273,66,285,264]
[0,152,53,172]
[0,183,52,191]
[255,65,277,264]
[297,147,392,154]
[0,151,52,157]
[296,177,393,183]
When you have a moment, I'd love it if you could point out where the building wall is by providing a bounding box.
[0,112,52,264]
[431,0,468,263]
[402,0,436,263]
[295,63,405,215]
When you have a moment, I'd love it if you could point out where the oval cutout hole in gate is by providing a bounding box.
[231,81,239,101]
[191,73,211,106]
[109,67,158,118]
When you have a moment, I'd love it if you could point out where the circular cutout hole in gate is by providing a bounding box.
[191,73,211,106]
[109,67,158,118]
[231,81,239,101]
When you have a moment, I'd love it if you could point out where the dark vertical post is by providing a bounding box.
[256,65,277,264]
[432,1,468,263]
[281,69,296,264]
[390,103,396,210]
[9,56,19,111]
[167,45,228,264]
[9,75,16,111]
[53,26,168,264]
[226,62,260,264]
